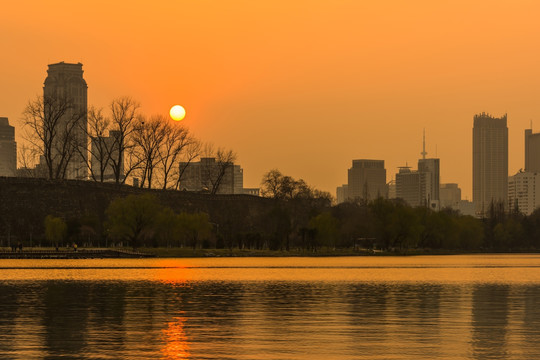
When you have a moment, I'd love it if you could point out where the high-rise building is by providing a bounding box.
[347,159,387,201]
[179,157,244,194]
[43,62,88,179]
[473,113,508,215]
[508,171,540,215]
[0,117,16,177]
[438,183,474,215]
[336,184,349,204]
[395,166,429,207]
[440,183,461,209]
[457,200,476,216]
[525,128,540,172]
[232,164,244,194]
[418,158,440,207]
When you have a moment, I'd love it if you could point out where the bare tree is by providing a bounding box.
[22,95,85,180]
[157,121,196,189]
[200,143,237,195]
[176,139,202,190]
[212,147,237,195]
[109,97,140,184]
[17,144,46,178]
[75,106,113,182]
[132,115,167,188]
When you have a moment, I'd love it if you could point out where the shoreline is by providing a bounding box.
[1,247,539,259]
[134,247,540,258]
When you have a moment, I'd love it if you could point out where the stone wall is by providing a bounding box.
[0,177,271,243]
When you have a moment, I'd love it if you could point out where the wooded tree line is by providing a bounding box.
[19,169,540,251]
[257,170,540,252]
[38,193,540,252]
[20,95,236,193]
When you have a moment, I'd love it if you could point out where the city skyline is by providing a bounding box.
[2,64,538,201]
[3,2,540,199]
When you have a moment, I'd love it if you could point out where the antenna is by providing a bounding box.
[421,128,427,159]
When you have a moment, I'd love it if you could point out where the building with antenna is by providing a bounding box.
[418,129,440,208]
[395,130,440,209]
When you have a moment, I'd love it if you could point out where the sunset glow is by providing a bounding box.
[2,1,540,197]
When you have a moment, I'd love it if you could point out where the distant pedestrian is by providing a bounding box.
[55,244,59,252]
[18,242,22,252]
[11,244,15,252]
[73,243,77,252]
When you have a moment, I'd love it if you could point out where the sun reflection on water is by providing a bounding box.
[161,316,190,360]
[153,259,195,285]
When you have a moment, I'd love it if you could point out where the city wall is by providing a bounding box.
[0,177,271,242]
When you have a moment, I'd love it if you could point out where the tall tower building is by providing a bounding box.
[524,128,540,172]
[0,117,17,177]
[473,113,508,215]
[347,159,387,201]
[417,129,440,208]
[43,62,88,179]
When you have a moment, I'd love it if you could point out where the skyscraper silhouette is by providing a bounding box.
[473,113,508,215]
[43,62,88,179]
[347,160,387,201]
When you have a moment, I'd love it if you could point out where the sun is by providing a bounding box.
[169,105,186,121]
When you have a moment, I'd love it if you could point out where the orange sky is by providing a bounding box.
[2,0,540,199]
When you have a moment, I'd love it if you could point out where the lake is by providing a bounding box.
[1,255,540,359]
